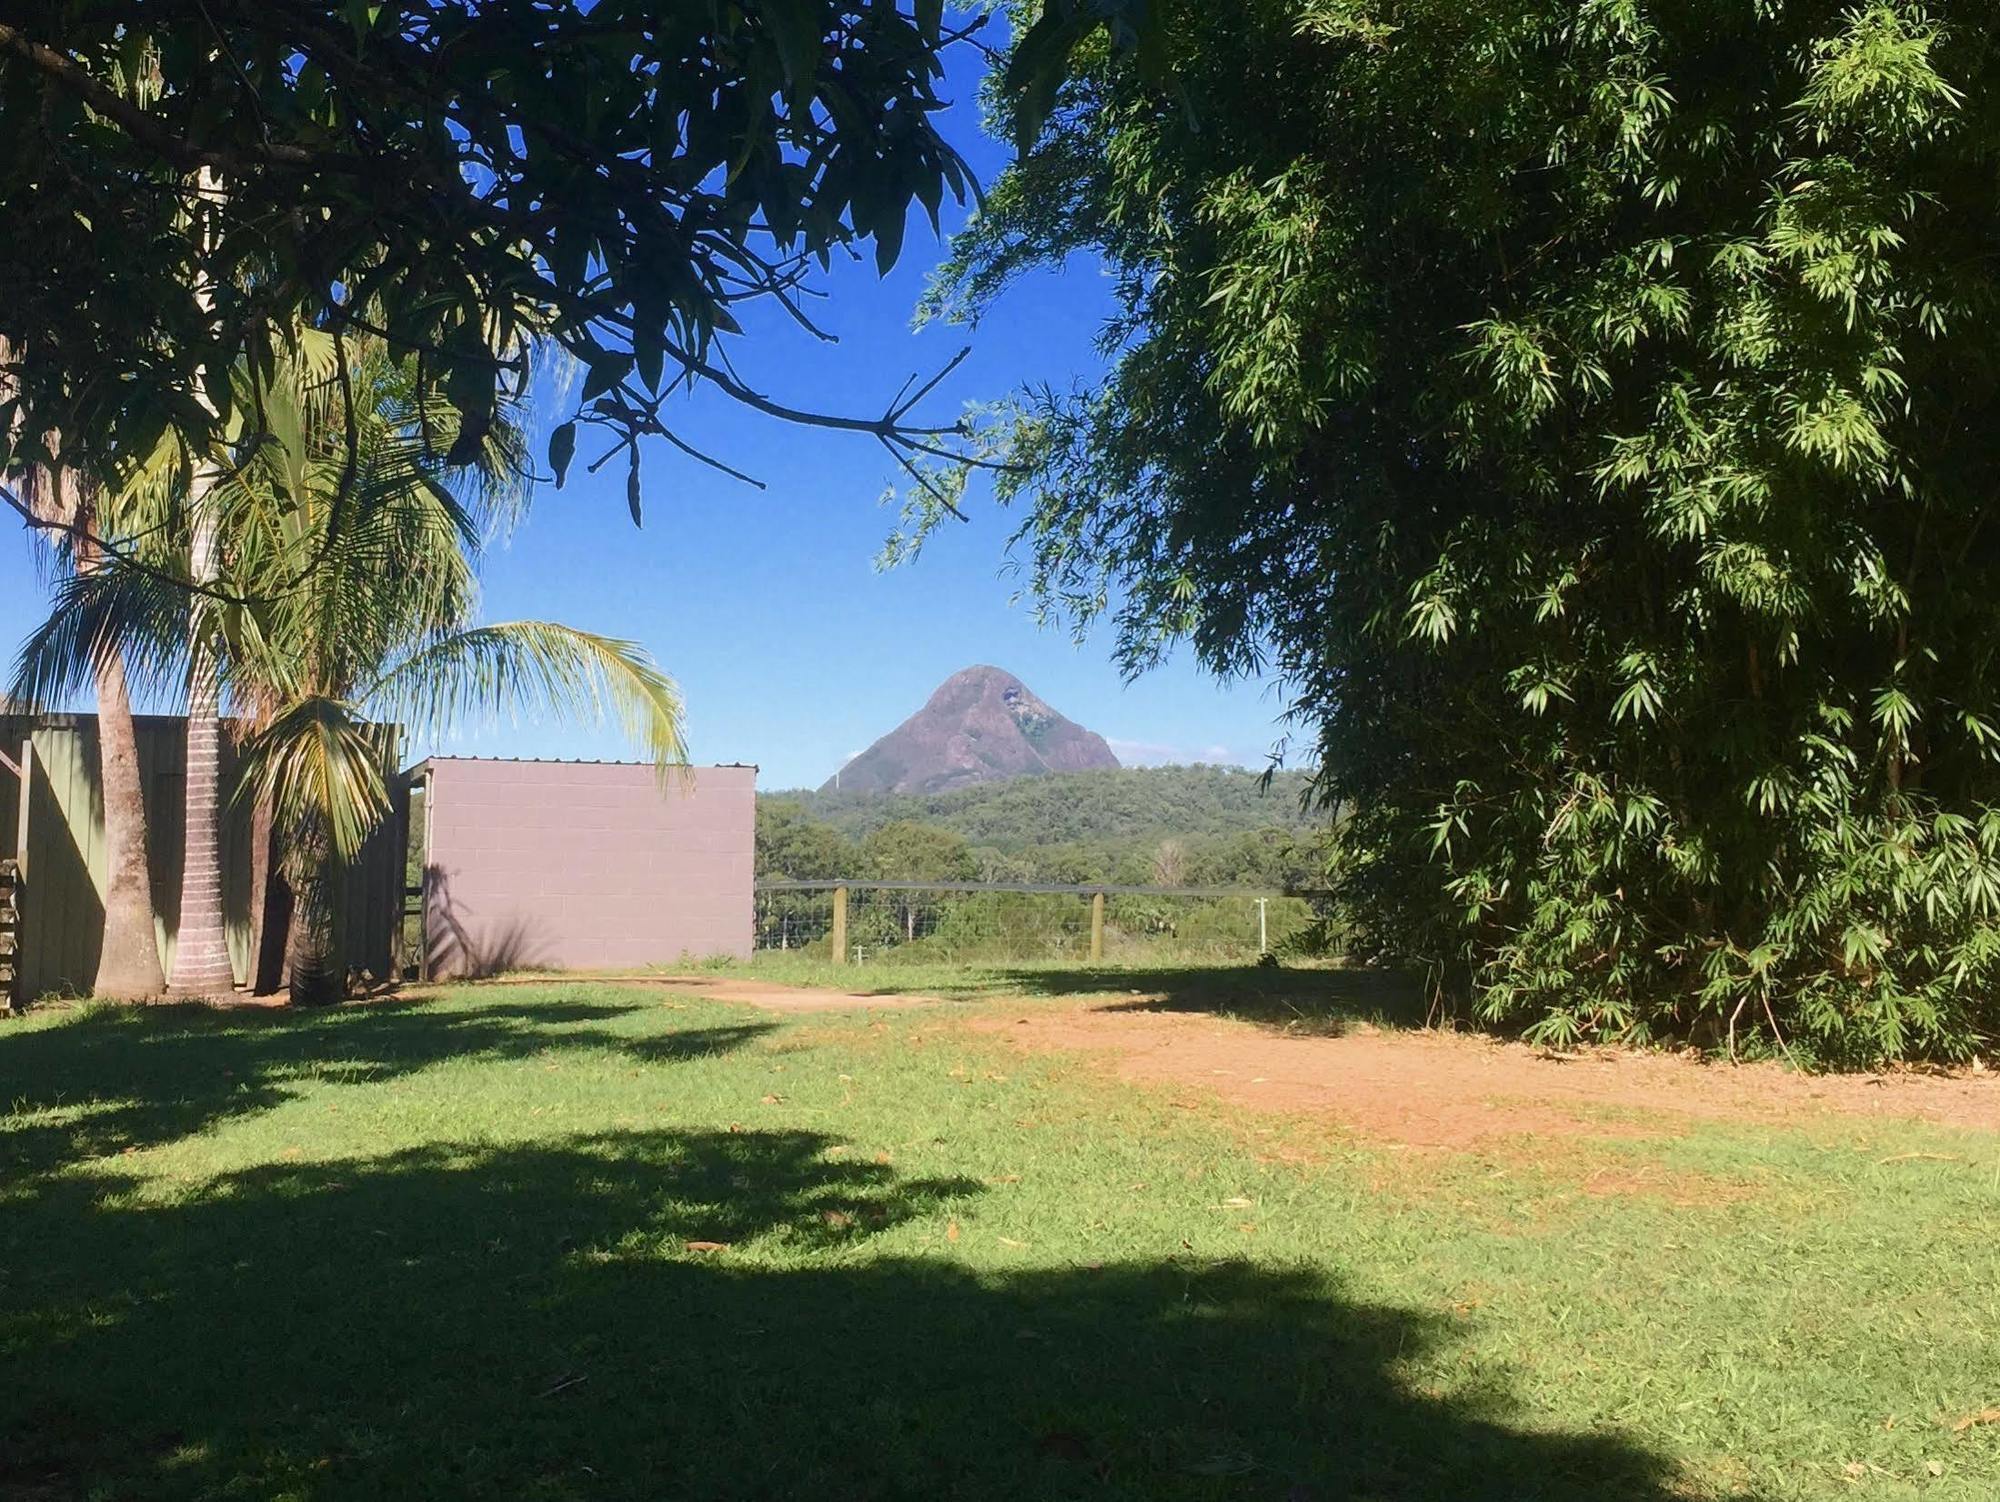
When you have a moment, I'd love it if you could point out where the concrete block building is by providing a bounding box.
[412,758,755,978]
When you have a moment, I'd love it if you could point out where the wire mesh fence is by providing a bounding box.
[755,881,1332,965]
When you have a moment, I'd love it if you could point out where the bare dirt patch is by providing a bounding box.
[964,1001,2000,1150]
[422,972,942,1014]
[429,972,2000,1154]
[656,975,943,1014]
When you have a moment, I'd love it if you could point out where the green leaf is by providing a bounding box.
[1003,7,1091,151]
[873,203,908,276]
[759,0,824,96]
[634,329,665,395]
[343,0,378,47]
[626,454,644,528]
[581,354,634,405]
[548,422,578,489]
[367,622,687,774]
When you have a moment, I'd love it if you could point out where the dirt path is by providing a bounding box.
[447,972,2000,1149]
[649,974,945,1013]
[441,972,944,1014]
[965,1002,2000,1149]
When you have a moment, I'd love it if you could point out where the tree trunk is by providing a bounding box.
[248,794,294,996]
[166,165,236,1000]
[284,816,344,1006]
[0,348,162,998]
[47,478,165,1000]
[92,645,166,998]
[166,508,236,998]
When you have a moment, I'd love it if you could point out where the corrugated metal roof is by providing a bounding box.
[403,756,759,776]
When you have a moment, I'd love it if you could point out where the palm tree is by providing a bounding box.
[165,484,234,998]
[1,338,166,999]
[18,332,684,1004]
[56,474,169,999]
[165,166,237,999]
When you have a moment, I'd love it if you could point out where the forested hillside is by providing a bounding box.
[780,764,1315,847]
[759,765,1328,889]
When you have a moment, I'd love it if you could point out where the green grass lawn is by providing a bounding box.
[4,981,1998,1500]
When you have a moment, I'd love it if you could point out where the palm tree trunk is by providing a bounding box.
[22,456,166,999]
[166,508,236,998]
[284,815,344,1006]
[92,642,166,998]
[248,793,294,995]
[167,165,237,1000]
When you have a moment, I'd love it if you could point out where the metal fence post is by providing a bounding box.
[832,884,848,965]
[1089,890,1105,964]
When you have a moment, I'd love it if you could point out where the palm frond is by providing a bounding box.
[9,560,195,709]
[364,623,687,774]
[233,695,392,865]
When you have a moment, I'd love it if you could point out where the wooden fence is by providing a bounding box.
[0,714,405,1002]
[753,880,1325,966]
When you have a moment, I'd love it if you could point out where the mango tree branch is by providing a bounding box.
[0,22,363,174]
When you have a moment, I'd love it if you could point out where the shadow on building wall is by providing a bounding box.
[422,865,552,980]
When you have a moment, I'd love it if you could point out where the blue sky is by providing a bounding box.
[0,44,1287,793]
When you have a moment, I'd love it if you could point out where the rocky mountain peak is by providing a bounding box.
[823,666,1120,795]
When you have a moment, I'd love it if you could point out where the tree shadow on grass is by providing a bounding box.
[0,996,773,1185]
[2,1125,1754,1501]
[983,965,1429,1036]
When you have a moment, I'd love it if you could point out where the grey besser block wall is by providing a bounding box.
[422,760,755,978]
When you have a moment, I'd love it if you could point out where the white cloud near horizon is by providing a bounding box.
[1105,737,1247,768]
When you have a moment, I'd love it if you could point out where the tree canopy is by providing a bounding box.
[762,765,1326,888]
[940,1,2000,1062]
[0,1,985,529]
[757,797,857,881]
[861,819,977,883]
[789,763,1316,849]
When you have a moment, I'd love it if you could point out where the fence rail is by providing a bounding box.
[754,879,1332,966]
[756,879,1311,898]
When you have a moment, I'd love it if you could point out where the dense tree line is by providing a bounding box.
[758,766,1328,889]
[17,1,2000,1062]
[779,764,1314,847]
[931,1,2000,1063]
[755,772,1328,962]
